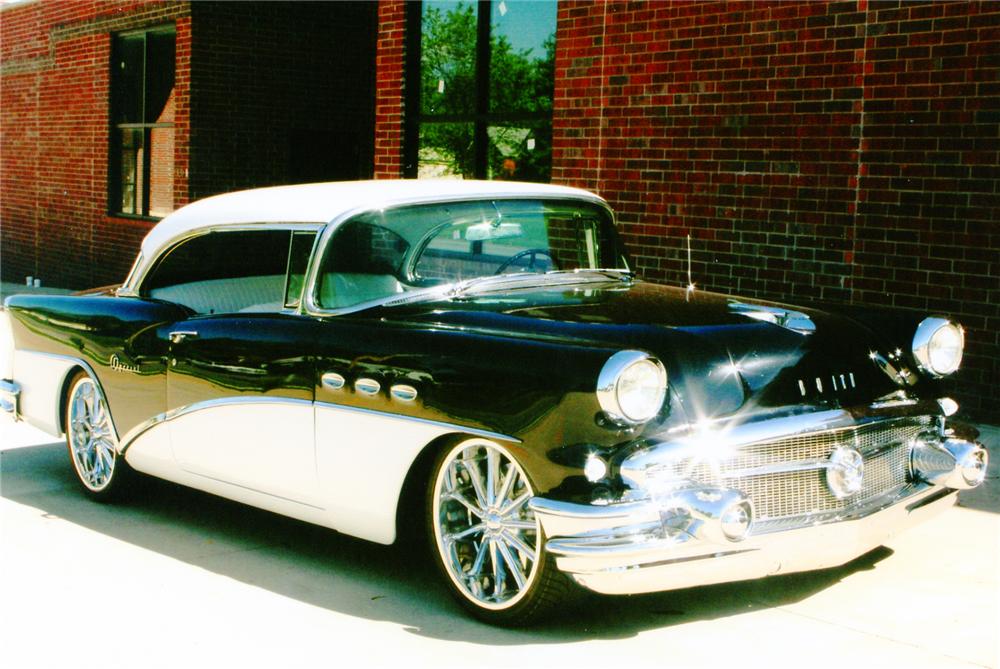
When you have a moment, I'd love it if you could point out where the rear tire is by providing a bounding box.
[64,371,134,502]
[426,438,573,625]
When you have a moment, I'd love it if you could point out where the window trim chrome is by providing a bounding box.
[299,194,615,318]
[122,222,327,298]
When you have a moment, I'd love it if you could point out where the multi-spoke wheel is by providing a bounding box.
[428,438,571,624]
[65,371,133,501]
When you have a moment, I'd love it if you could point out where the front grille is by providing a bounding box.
[657,416,932,521]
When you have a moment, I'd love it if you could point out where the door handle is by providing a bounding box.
[169,330,199,344]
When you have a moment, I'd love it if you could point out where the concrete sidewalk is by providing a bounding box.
[1,415,997,669]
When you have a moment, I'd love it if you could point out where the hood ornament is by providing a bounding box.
[869,350,918,387]
[728,301,816,335]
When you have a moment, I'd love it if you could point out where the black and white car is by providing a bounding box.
[1,180,987,624]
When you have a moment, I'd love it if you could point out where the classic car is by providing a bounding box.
[0,180,988,625]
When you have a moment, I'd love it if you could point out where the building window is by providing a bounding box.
[110,26,176,218]
[406,1,555,181]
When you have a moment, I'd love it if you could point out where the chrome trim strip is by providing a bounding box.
[15,350,121,444]
[720,458,831,479]
[118,413,168,452]
[121,395,522,453]
[314,400,521,444]
[120,396,314,454]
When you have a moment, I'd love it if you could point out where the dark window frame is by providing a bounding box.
[108,24,176,220]
[404,0,554,180]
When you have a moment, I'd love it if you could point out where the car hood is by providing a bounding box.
[377,279,923,420]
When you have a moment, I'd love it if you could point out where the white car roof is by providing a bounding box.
[139,180,605,262]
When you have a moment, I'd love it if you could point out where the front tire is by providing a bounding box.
[427,438,572,625]
[65,371,133,502]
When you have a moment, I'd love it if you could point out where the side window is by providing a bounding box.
[143,230,292,314]
[284,231,317,309]
[316,219,410,309]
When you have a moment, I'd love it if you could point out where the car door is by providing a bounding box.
[143,227,324,506]
[165,313,320,506]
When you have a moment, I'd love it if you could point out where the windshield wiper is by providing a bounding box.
[377,269,634,309]
[447,268,634,299]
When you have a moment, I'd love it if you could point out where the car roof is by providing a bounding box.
[140,180,606,262]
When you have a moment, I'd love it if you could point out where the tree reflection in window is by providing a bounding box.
[411,0,555,182]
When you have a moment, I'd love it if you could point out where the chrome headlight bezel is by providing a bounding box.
[596,350,668,425]
[912,317,964,377]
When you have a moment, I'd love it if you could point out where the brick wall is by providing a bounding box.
[552,0,999,418]
[373,0,409,178]
[1,1,376,288]
[1,1,192,289]
[187,2,376,199]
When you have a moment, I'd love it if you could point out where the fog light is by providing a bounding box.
[826,446,865,499]
[584,455,608,482]
[720,500,753,542]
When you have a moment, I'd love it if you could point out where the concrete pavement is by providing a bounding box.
[1,415,997,669]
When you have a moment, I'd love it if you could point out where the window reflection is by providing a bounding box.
[111,27,175,217]
[415,0,556,181]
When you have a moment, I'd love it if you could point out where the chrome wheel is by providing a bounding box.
[67,375,117,492]
[431,439,541,611]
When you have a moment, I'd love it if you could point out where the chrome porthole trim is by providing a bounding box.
[355,378,381,396]
[390,384,418,402]
[432,438,541,611]
[596,350,667,425]
[912,317,964,377]
[67,376,117,492]
[321,372,346,390]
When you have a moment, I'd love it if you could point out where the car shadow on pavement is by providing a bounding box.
[2,441,895,644]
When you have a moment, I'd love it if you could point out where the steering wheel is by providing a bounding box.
[494,248,555,275]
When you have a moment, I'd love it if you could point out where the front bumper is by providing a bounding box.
[530,410,988,595]
[531,483,955,595]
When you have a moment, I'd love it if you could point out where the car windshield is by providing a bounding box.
[314,198,629,310]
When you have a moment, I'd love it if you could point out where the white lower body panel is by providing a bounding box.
[10,349,80,437]
[124,398,458,545]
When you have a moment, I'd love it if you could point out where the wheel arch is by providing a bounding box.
[9,350,111,439]
[57,365,88,435]
[393,431,469,546]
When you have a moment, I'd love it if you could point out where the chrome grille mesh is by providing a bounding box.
[659,417,931,520]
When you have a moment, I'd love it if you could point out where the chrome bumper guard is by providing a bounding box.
[531,413,988,596]
[0,379,20,418]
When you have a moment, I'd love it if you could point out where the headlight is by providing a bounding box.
[597,350,667,424]
[912,317,964,377]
